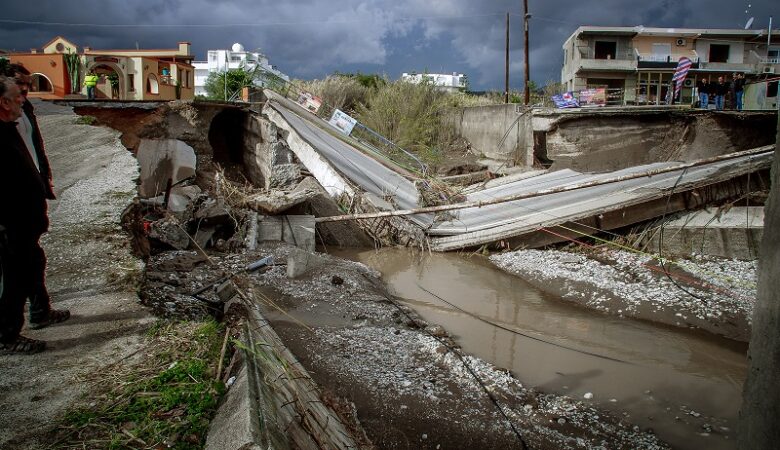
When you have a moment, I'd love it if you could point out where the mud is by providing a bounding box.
[333,248,748,450]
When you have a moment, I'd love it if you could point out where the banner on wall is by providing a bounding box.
[578,88,607,107]
[552,92,579,108]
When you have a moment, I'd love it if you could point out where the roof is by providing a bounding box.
[568,25,778,41]
[41,35,78,50]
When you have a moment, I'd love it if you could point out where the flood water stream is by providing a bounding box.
[331,247,747,450]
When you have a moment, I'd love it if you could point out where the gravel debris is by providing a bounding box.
[490,248,756,341]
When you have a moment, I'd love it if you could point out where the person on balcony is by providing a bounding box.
[713,76,729,111]
[732,73,745,111]
[696,77,710,109]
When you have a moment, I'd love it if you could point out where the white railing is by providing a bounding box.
[638,54,699,63]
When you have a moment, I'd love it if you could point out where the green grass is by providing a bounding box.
[75,115,98,126]
[56,320,227,450]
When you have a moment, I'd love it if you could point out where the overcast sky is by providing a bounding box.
[1,0,776,91]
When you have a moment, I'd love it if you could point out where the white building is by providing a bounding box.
[193,43,290,97]
[401,71,467,92]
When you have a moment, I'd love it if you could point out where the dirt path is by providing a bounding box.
[0,104,154,449]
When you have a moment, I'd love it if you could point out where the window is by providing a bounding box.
[709,44,730,63]
[768,48,780,64]
[55,42,65,52]
[128,74,135,91]
[230,56,241,62]
[594,41,617,59]
[209,52,217,61]
[768,80,778,99]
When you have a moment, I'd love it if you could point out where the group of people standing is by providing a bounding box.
[696,73,746,111]
[0,65,69,354]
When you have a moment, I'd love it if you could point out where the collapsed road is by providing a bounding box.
[13,94,769,450]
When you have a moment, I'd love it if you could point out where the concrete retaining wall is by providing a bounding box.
[645,207,764,260]
[449,104,532,164]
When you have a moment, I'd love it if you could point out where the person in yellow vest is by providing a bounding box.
[83,71,98,100]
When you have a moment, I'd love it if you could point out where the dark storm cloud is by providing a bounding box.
[1,0,776,90]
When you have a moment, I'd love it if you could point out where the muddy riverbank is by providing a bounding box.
[143,244,667,449]
[334,247,747,450]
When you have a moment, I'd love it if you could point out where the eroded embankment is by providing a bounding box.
[542,110,777,172]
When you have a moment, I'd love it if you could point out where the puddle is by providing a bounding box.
[331,247,747,450]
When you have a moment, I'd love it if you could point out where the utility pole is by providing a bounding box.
[505,12,510,104]
[768,16,774,61]
[523,0,531,105]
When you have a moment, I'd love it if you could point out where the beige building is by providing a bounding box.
[9,36,195,101]
[561,26,780,105]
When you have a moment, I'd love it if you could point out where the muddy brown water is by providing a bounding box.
[331,247,747,450]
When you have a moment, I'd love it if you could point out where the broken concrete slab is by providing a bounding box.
[195,198,231,221]
[149,217,191,250]
[257,215,316,252]
[291,177,374,248]
[243,116,302,190]
[137,139,197,198]
[167,185,202,217]
[645,206,764,260]
[193,226,218,249]
[245,188,317,215]
[286,248,329,278]
[205,366,264,450]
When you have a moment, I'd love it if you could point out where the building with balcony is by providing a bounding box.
[561,26,780,105]
[401,71,468,92]
[192,43,290,98]
[8,36,195,101]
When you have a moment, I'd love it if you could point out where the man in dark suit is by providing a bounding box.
[6,64,70,331]
[0,76,48,353]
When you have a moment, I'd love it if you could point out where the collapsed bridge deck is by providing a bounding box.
[263,91,773,251]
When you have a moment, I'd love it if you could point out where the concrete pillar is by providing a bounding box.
[739,113,780,448]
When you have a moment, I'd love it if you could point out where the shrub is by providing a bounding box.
[355,81,455,155]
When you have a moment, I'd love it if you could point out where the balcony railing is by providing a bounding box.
[578,58,637,72]
[638,55,700,63]
[577,47,635,60]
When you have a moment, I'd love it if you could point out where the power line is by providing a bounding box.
[0,13,506,29]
